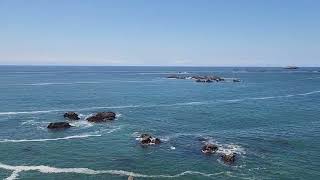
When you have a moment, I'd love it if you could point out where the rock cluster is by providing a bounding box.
[167,74,229,83]
[201,144,218,154]
[48,111,117,129]
[139,133,161,145]
[200,142,237,164]
[192,75,224,82]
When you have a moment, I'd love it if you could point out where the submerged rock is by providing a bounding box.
[221,153,236,164]
[47,122,71,129]
[86,112,116,122]
[63,112,80,120]
[201,144,218,154]
[139,133,161,145]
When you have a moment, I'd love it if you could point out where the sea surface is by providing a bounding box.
[0,66,319,180]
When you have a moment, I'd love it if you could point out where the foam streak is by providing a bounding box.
[0,134,101,143]
[0,162,227,179]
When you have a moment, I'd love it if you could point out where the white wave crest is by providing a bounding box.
[297,90,320,96]
[0,134,101,143]
[0,162,228,180]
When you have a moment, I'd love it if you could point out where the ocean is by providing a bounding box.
[0,66,319,179]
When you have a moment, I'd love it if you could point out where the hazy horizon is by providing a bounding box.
[1,0,319,67]
[0,64,319,68]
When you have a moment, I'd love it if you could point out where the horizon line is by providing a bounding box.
[0,64,320,68]
[0,64,318,68]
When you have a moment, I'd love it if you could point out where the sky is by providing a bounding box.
[0,0,319,66]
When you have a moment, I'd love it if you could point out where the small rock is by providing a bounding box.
[47,122,71,129]
[221,153,236,164]
[63,112,80,120]
[153,138,161,144]
[86,112,116,122]
[139,133,161,145]
[201,144,218,154]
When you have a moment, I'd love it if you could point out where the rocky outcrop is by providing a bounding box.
[47,122,71,129]
[167,74,229,83]
[192,75,224,82]
[86,112,116,122]
[139,133,161,145]
[201,144,218,154]
[196,79,213,83]
[284,66,298,69]
[221,153,236,164]
[63,112,80,120]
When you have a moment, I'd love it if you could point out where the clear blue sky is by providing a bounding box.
[0,0,319,66]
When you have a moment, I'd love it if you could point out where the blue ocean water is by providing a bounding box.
[0,66,319,180]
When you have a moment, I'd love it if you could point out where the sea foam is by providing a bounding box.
[0,162,228,180]
[0,134,101,143]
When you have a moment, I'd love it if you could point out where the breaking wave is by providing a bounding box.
[0,162,229,180]
[203,137,246,156]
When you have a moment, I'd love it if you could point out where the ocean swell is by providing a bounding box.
[0,90,319,116]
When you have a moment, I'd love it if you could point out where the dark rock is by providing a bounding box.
[196,79,213,83]
[139,133,161,145]
[63,112,80,120]
[221,153,236,164]
[86,112,116,122]
[153,138,161,144]
[284,66,298,69]
[47,122,71,129]
[201,144,218,154]
[193,75,224,83]
[141,137,152,144]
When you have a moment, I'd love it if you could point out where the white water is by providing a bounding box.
[0,134,101,143]
[0,162,228,180]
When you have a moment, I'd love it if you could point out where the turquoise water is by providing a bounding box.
[0,66,319,179]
